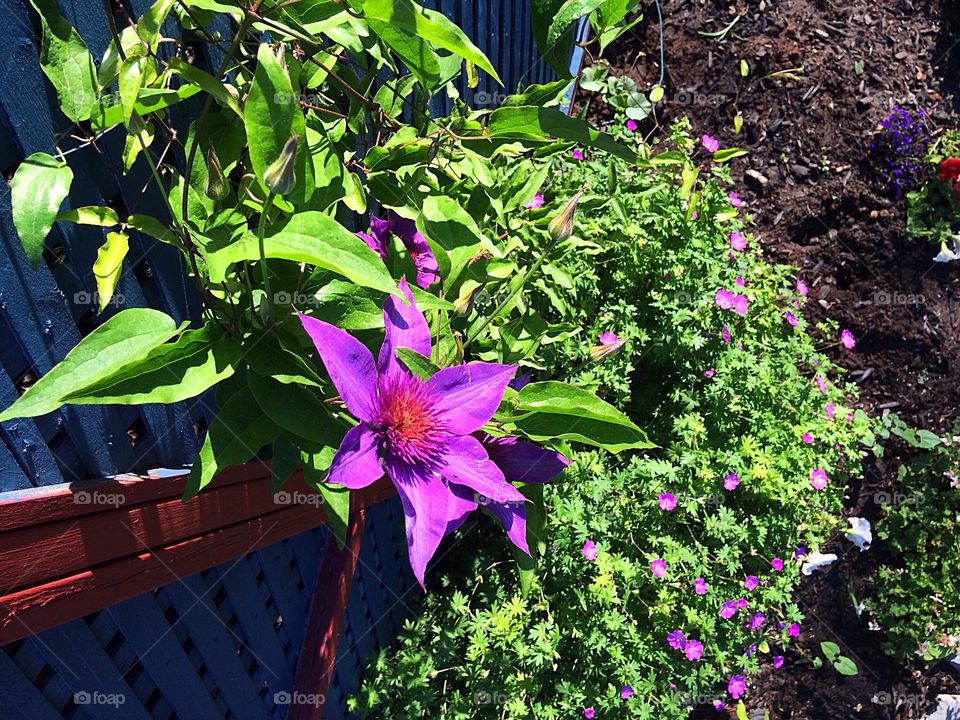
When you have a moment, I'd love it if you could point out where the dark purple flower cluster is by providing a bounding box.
[869,106,930,197]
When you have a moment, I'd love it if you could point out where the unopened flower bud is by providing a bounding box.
[263,135,298,196]
[588,331,627,362]
[547,188,585,242]
[204,146,229,200]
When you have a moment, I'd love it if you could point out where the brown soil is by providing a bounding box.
[577,0,960,717]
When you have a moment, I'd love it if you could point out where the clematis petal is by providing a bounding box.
[297,313,377,421]
[369,215,390,246]
[357,230,387,261]
[479,433,571,484]
[388,460,451,587]
[379,277,432,381]
[445,483,479,536]
[483,500,529,555]
[326,423,384,489]
[427,363,517,434]
[440,435,527,505]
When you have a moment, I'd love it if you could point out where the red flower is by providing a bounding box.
[939,157,960,183]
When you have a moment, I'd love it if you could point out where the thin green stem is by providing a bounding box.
[258,191,277,322]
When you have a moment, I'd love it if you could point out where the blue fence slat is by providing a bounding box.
[0,648,64,720]
[256,541,308,652]
[107,593,225,720]
[161,576,270,720]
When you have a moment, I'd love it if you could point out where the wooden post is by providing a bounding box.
[289,510,367,720]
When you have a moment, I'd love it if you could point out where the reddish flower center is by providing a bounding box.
[373,375,446,466]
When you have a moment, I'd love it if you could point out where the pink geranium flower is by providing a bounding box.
[771,557,784,572]
[620,685,634,699]
[722,324,731,343]
[802,432,814,444]
[728,675,746,699]
[825,402,836,419]
[788,622,801,637]
[730,231,747,251]
[773,655,785,668]
[720,600,738,619]
[524,193,545,209]
[701,134,720,153]
[744,575,759,591]
[659,492,677,511]
[685,639,704,661]
[584,708,595,719]
[625,119,638,131]
[694,577,708,595]
[840,329,856,349]
[582,540,598,561]
[810,468,828,490]
[785,311,798,327]
[729,192,743,207]
[667,630,687,649]
[651,558,667,578]
[815,375,827,394]
[732,294,749,315]
[715,289,735,309]
[572,149,584,161]
[748,612,765,630]
[797,278,808,296]
[705,368,716,378]
[723,472,740,491]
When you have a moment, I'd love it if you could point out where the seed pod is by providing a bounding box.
[204,146,230,200]
[263,135,298,196]
[547,188,585,242]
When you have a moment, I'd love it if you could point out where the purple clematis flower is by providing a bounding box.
[357,212,440,289]
[297,279,526,586]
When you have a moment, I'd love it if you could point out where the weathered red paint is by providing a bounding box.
[0,465,395,646]
[289,509,367,720]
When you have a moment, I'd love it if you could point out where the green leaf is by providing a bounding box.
[531,0,576,76]
[93,231,130,312]
[205,211,400,296]
[417,196,486,287]
[834,656,859,676]
[547,0,606,46]
[501,80,573,108]
[736,701,749,720]
[820,641,841,661]
[57,206,120,227]
[137,0,176,51]
[365,16,440,89]
[487,106,636,163]
[127,214,179,245]
[0,309,182,420]
[63,327,238,405]
[302,452,351,548]
[244,44,311,201]
[713,147,748,163]
[167,57,243,117]
[395,347,440,381]
[11,152,73,268]
[29,0,99,123]
[915,429,941,449]
[270,434,301,493]
[91,85,201,131]
[363,0,501,84]
[512,381,654,453]
[119,54,148,127]
[183,385,278,500]
[249,372,346,446]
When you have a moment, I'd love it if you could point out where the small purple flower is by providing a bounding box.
[802,432,814,444]
[815,375,827,394]
[694,577,708,595]
[735,277,746,287]
[840,328,856,349]
[723,472,740,491]
[785,311,798,327]
[730,231,747,251]
[810,468,828,490]
[625,119,638,132]
[721,324,731,343]
[701,134,720,153]
[720,600,738,619]
[732,294,749,316]
[572,149,584,161]
[714,700,725,711]
[773,655,785,669]
[748,612,765,630]
[584,708,595,719]
[729,192,743,207]
[667,630,687,649]
[685,639,704,661]
[771,557,784,572]
[788,622,801,637]
[651,558,667,578]
[797,278,808,296]
[524,193,545,210]
[620,685,634,700]
[582,540,598,561]
[705,368,716,378]
[736,597,748,610]
[728,675,746,699]
[795,546,807,559]
[715,289,735,309]
[744,575,759,591]
[825,402,836,419]
[659,492,677,511]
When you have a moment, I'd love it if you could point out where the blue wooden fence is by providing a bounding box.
[0,0,558,717]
